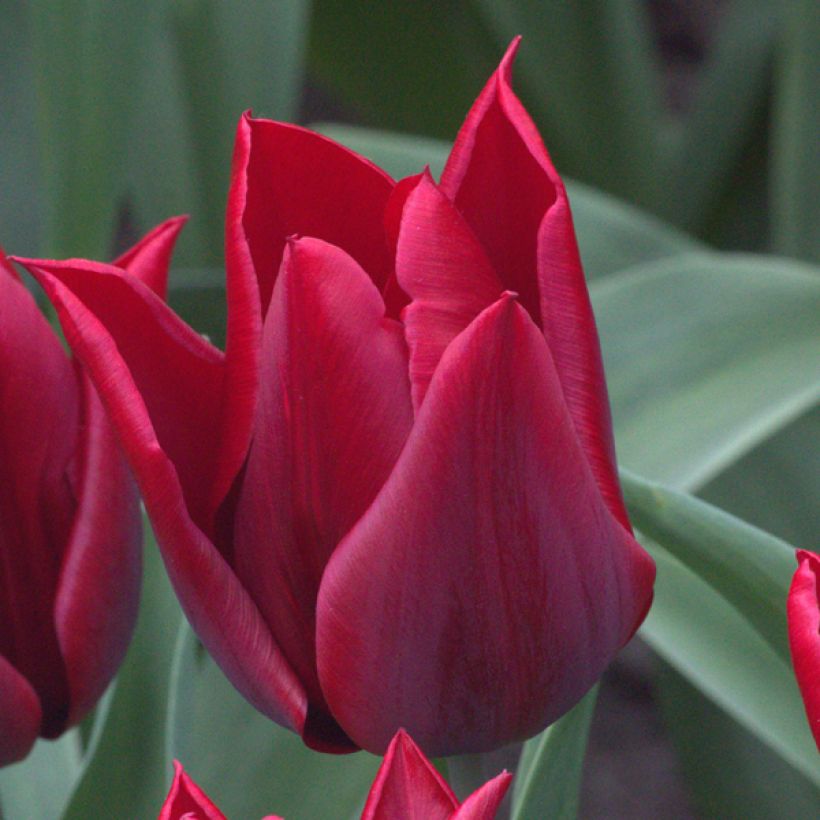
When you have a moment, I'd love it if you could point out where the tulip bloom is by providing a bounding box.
[20,39,654,756]
[0,226,180,765]
[787,550,820,750]
[159,731,509,820]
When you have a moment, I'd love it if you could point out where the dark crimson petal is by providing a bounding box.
[453,773,513,820]
[55,374,141,727]
[17,258,223,533]
[112,215,187,298]
[317,296,655,756]
[788,550,820,750]
[395,171,502,409]
[0,655,41,766]
[361,729,460,820]
[440,39,630,531]
[233,237,412,750]
[21,262,308,740]
[0,254,75,736]
[158,761,228,820]
[228,113,395,318]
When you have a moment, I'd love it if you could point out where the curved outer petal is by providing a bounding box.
[788,550,820,750]
[0,253,75,736]
[233,237,412,750]
[361,729,460,820]
[0,652,42,766]
[19,258,308,740]
[452,772,512,820]
[158,761,228,820]
[317,296,655,755]
[395,172,502,410]
[55,373,142,727]
[440,39,630,532]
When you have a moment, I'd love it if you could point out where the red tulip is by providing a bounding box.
[159,731,508,820]
[788,550,820,750]
[19,39,654,756]
[0,222,181,765]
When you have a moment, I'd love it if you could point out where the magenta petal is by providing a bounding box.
[440,39,629,529]
[395,172,502,410]
[317,296,655,755]
[361,729,459,820]
[21,263,308,740]
[0,655,41,766]
[54,375,141,726]
[453,772,513,820]
[788,550,820,750]
[158,761,228,820]
[112,215,187,298]
[233,237,412,748]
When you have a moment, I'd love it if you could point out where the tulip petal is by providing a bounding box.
[112,215,187,298]
[0,255,75,735]
[317,295,654,755]
[17,258,223,532]
[22,263,308,741]
[361,729,459,820]
[158,761,227,820]
[55,375,142,727]
[233,237,412,749]
[228,113,395,318]
[440,39,630,530]
[453,772,513,820]
[395,172,502,409]
[788,550,820,750]
[0,654,41,766]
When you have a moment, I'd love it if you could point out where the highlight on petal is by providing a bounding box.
[19,256,308,743]
[440,38,630,531]
[317,295,654,755]
[159,761,228,820]
[788,550,820,749]
[452,772,513,820]
[395,171,502,409]
[233,236,412,750]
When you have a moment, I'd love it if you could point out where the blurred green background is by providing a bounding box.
[0,2,817,819]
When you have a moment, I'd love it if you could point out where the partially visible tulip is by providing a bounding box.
[159,731,509,820]
[788,550,820,750]
[0,223,179,766]
[19,39,655,756]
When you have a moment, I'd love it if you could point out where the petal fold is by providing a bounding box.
[233,237,412,748]
[317,295,654,755]
[0,655,41,766]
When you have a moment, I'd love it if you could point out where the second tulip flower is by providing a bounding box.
[20,40,655,756]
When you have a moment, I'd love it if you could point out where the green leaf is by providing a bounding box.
[167,267,227,348]
[593,252,820,489]
[166,624,380,820]
[62,524,184,820]
[510,687,599,820]
[621,469,794,663]
[638,533,818,786]
[27,0,158,257]
[0,733,82,820]
[770,0,820,262]
[312,123,702,280]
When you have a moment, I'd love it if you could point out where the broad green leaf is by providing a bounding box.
[621,470,795,664]
[471,0,664,209]
[638,535,818,786]
[168,266,227,347]
[593,252,820,489]
[0,732,81,820]
[27,0,158,257]
[510,687,599,820]
[62,524,183,820]
[0,1,42,256]
[313,123,702,279]
[166,624,380,820]
[662,0,782,232]
[166,0,310,264]
[770,0,820,262]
